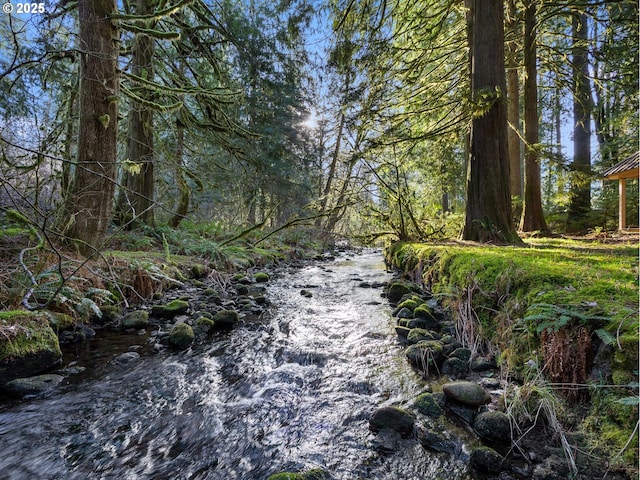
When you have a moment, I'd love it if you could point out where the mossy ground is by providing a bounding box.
[386,235,639,471]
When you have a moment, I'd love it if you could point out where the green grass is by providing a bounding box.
[387,238,637,327]
[385,237,639,470]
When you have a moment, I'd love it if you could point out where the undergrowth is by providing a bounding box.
[385,236,639,472]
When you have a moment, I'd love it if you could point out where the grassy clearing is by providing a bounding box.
[385,235,639,469]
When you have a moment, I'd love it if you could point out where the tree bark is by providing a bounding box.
[115,0,156,228]
[567,11,592,231]
[506,0,522,200]
[520,0,548,232]
[169,117,189,228]
[66,0,119,255]
[462,0,520,244]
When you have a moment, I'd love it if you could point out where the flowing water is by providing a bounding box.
[0,251,473,479]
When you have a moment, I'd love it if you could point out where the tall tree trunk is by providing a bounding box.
[520,0,548,232]
[315,73,350,229]
[115,0,156,228]
[567,11,592,231]
[462,0,520,244]
[506,0,522,200]
[169,117,189,228]
[66,0,119,255]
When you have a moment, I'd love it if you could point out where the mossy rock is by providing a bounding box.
[393,299,419,314]
[407,328,437,345]
[413,392,443,418]
[151,299,189,318]
[413,304,438,325]
[441,357,468,376]
[194,316,215,335]
[267,469,331,480]
[254,272,270,283]
[470,446,504,473]
[404,340,444,369]
[121,310,149,329]
[99,305,122,324]
[369,406,415,435]
[449,347,472,363]
[395,307,414,319]
[395,326,411,338]
[442,381,490,407]
[168,323,195,350]
[474,411,511,443]
[0,310,62,386]
[212,309,239,328]
[190,263,208,279]
[386,282,415,303]
[4,373,64,397]
[47,312,75,331]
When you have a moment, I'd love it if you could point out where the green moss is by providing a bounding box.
[194,316,215,335]
[397,299,419,311]
[414,392,443,418]
[46,312,75,331]
[151,299,189,318]
[168,323,195,350]
[414,304,436,322]
[387,238,638,472]
[267,469,331,480]
[254,272,270,283]
[0,311,61,360]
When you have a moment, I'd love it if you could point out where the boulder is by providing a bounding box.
[442,381,491,407]
[254,272,270,283]
[115,351,140,365]
[441,357,468,376]
[405,340,444,371]
[471,356,497,372]
[449,347,472,363]
[407,328,437,345]
[386,282,414,303]
[0,311,62,386]
[474,411,512,443]
[121,310,149,329]
[416,425,458,454]
[413,392,443,418]
[168,323,195,350]
[212,309,239,328]
[151,299,190,319]
[470,446,505,473]
[4,373,64,397]
[369,406,415,436]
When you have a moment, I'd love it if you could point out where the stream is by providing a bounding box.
[0,251,474,479]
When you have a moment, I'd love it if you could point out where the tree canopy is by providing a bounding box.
[0,0,637,250]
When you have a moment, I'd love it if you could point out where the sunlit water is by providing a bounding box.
[0,251,473,479]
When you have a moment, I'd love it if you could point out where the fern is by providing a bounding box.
[524,303,611,334]
[616,396,640,407]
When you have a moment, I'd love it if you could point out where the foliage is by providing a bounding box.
[385,236,638,469]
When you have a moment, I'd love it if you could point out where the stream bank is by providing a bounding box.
[0,248,634,479]
[384,239,638,479]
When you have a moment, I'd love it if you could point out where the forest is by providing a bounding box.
[0,0,637,250]
[0,0,638,479]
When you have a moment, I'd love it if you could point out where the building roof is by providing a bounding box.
[602,151,639,180]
